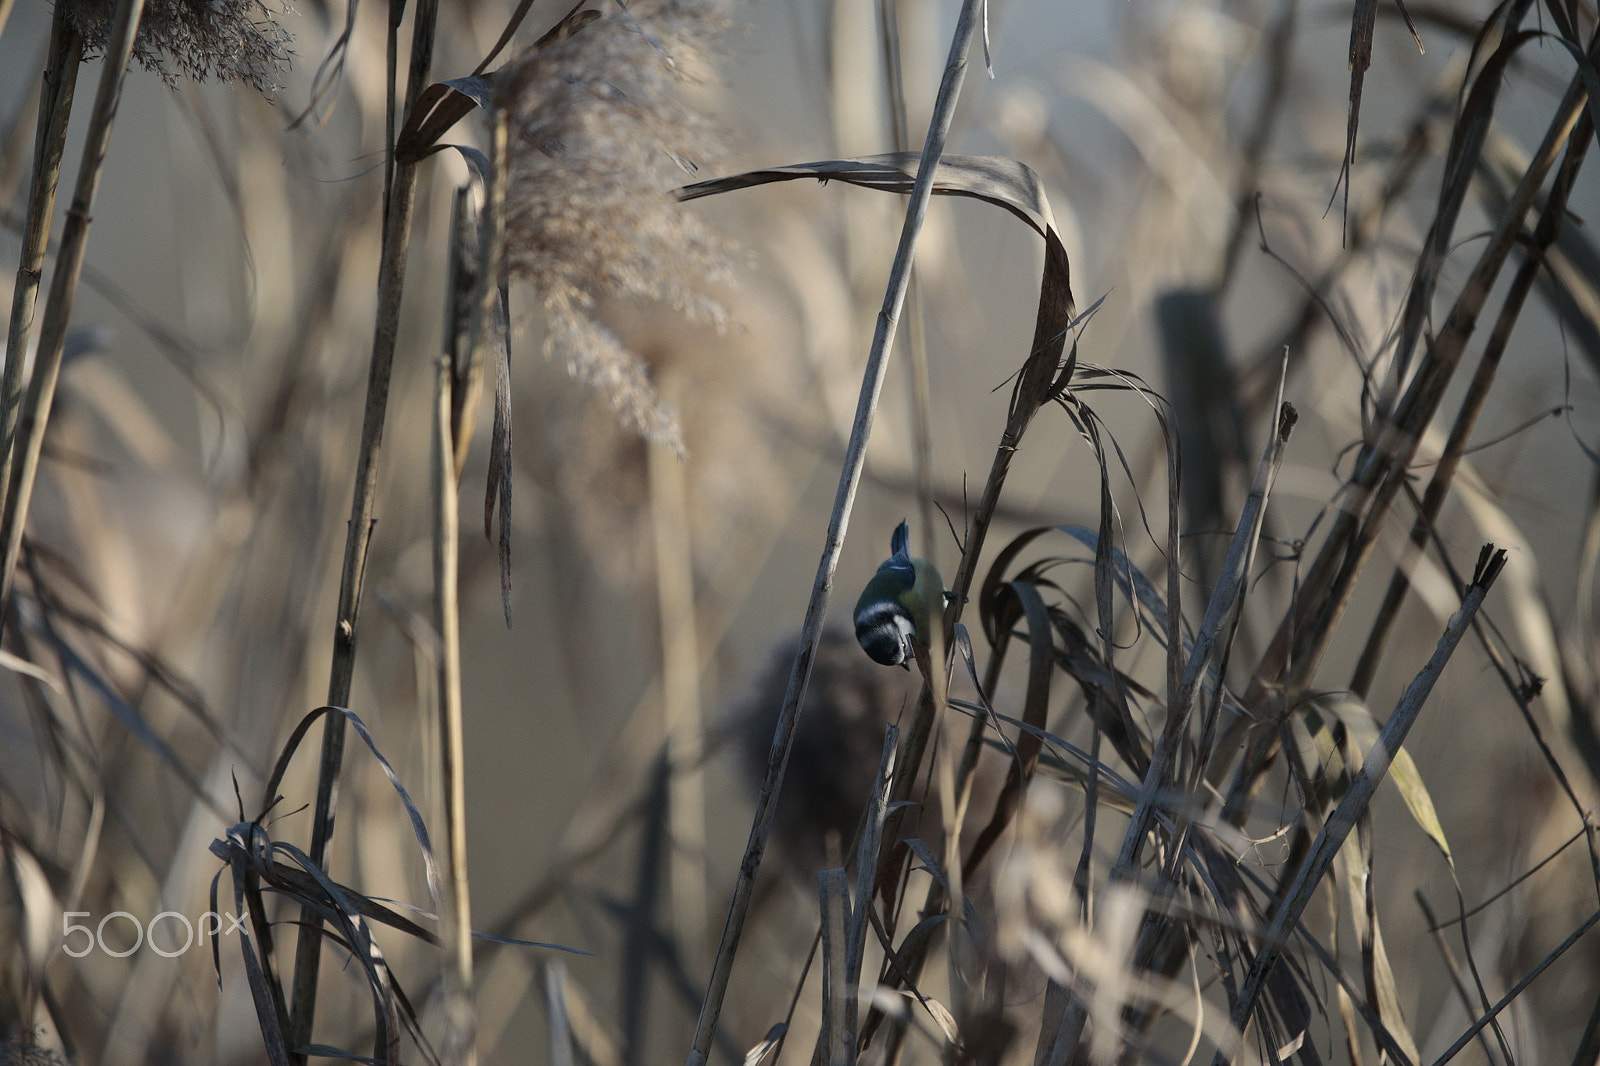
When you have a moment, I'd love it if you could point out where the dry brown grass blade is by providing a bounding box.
[681,153,1061,246]
[214,826,293,1066]
[1307,704,1427,1062]
[394,5,600,166]
[455,110,513,629]
[1338,0,1377,236]
[478,0,595,77]
[394,74,494,165]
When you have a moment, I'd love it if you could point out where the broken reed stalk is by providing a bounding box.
[684,3,987,1061]
[288,0,439,1057]
[0,12,81,519]
[1216,547,1507,1061]
[433,347,476,1066]
[0,0,144,635]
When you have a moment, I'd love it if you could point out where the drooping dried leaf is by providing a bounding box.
[1305,693,1452,865]
[395,75,496,165]
[680,153,1076,435]
[1337,815,1422,1064]
[964,578,1053,879]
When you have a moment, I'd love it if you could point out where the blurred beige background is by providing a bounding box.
[1,0,1597,1062]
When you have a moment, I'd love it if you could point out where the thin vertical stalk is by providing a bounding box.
[0,0,144,629]
[434,348,476,1066]
[649,411,708,954]
[1,12,81,512]
[1113,400,1296,879]
[684,4,987,1062]
[287,1,439,1057]
[430,68,508,1066]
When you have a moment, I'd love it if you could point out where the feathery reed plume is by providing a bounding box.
[494,0,731,449]
[57,0,293,92]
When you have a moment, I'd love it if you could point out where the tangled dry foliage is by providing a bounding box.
[1,0,1599,1063]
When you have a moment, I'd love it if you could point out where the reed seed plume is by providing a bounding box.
[58,0,294,92]
[495,0,732,449]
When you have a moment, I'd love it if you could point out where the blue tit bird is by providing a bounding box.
[853,520,945,668]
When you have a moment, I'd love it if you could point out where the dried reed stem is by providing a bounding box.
[0,13,81,522]
[288,1,439,1056]
[0,0,144,632]
[649,408,709,953]
[878,0,939,558]
[434,347,476,1065]
[684,4,987,1061]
